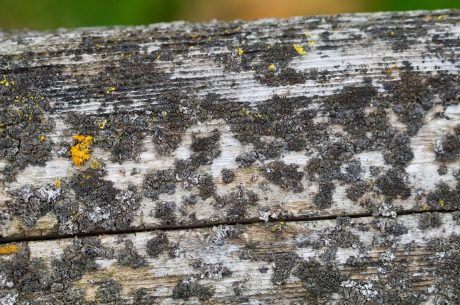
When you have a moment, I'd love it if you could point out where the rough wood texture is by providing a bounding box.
[0,9,459,304]
[0,213,458,305]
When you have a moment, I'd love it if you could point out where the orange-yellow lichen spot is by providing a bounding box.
[39,135,46,142]
[70,135,94,167]
[0,244,19,255]
[268,63,276,71]
[236,48,244,56]
[292,44,306,55]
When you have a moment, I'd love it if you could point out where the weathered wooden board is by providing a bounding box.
[0,212,458,304]
[0,10,459,241]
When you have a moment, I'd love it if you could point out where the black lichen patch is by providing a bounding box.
[68,167,141,232]
[418,212,442,229]
[172,278,214,301]
[384,132,414,167]
[375,168,411,201]
[293,260,343,298]
[322,84,392,151]
[190,260,232,279]
[145,232,170,258]
[386,72,437,135]
[153,201,176,225]
[221,168,235,184]
[371,218,408,236]
[131,288,157,305]
[143,169,176,200]
[262,161,304,192]
[95,279,124,304]
[7,183,61,227]
[214,186,259,221]
[197,173,216,200]
[190,129,221,165]
[426,182,460,210]
[116,239,147,269]
[313,181,335,209]
[217,42,311,86]
[101,114,148,163]
[346,181,369,202]
[270,252,301,285]
[305,141,355,182]
[0,89,53,181]
[427,235,460,304]
[434,125,460,161]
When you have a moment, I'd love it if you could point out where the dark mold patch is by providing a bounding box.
[262,161,304,192]
[172,278,214,301]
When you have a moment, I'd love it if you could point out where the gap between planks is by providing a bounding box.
[1,208,457,245]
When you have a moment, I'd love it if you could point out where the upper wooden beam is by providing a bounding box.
[0,9,459,240]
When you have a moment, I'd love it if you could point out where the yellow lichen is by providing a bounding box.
[70,135,94,167]
[106,86,116,94]
[271,221,286,232]
[89,159,102,170]
[236,48,244,56]
[240,107,251,116]
[436,15,448,21]
[268,63,276,71]
[98,119,107,129]
[307,41,316,46]
[0,244,19,255]
[384,66,400,75]
[438,199,445,208]
[0,76,11,87]
[292,44,306,55]
[54,179,62,188]
[39,135,46,142]
[421,203,429,211]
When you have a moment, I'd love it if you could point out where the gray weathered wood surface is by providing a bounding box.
[0,9,459,305]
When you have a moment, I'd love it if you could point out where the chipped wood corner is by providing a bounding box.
[0,8,459,305]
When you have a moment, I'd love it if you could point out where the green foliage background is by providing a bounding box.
[0,0,458,30]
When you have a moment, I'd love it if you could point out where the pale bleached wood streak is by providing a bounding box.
[0,10,459,241]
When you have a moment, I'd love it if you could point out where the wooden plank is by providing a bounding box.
[0,10,459,240]
[0,212,458,304]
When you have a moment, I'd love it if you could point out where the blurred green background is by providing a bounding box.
[0,0,458,30]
